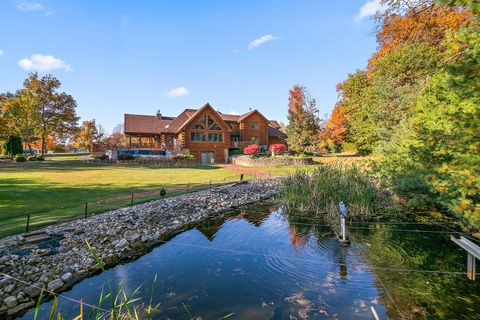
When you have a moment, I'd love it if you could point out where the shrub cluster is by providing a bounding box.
[117,154,135,161]
[244,144,259,156]
[13,155,27,162]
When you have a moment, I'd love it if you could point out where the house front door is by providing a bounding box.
[200,152,215,164]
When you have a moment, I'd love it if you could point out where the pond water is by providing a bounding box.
[19,204,480,319]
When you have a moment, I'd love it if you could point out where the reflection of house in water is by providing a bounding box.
[240,210,270,227]
[195,217,227,241]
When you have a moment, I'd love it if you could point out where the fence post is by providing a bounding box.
[25,214,30,233]
[240,174,244,181]
[131,193,134,206]
[85,202,88,219]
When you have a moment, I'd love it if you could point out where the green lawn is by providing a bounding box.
[0,157,250,237]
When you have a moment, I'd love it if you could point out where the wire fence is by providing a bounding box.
[3,173,254,239]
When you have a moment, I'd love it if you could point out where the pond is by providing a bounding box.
[19,204,480,319]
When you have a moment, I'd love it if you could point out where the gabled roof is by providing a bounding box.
[268,125,287,138]
[179,103,230,133]
[268,120,281,129]
[124,104,284,136]
[161,109,197,133]
[124,114,173,134]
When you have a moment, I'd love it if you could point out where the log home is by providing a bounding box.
[124,103,287,163]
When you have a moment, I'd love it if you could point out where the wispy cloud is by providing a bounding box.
[248,34,278,50]
[0,50,4,57]
[164,86,189,98]
[18,54,72,72]
[355,0,386,21]
[17,1,52,15]
[227,110,239,115]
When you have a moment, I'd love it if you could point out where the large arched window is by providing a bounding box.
[190,114,223,142]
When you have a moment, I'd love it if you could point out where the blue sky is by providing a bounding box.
[0,0,382,131]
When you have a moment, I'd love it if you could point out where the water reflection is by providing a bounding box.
[19,204,480,319]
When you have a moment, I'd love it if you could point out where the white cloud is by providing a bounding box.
[18,54,72,72]
[164,86,189,98]
[0,50,4,57]
[228,110,239,115]
[248,34,278,50]
[17,1,52,15]
[355,0,386,21]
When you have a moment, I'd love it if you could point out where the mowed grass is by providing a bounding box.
[0,157,250,237]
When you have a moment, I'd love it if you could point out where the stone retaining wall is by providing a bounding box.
[0,179,281,318]
[231,155,314,167]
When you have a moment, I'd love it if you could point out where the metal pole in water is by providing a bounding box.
[338,201,350,244]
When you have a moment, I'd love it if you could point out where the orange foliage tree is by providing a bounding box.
[370,2,472,65]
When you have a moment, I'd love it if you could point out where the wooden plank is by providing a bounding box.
[451,236,480,260]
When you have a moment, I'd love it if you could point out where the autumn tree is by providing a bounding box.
[74,119,100,152]
[321,104,347,152]
[23,73,79,155]
[285,85,320,153]
[104,124,127,150]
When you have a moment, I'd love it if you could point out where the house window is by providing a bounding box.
[208,117,222,130]
[167,136,174,144]
[250,123,260,129]
[251,136,259,144]
[208,133,223,142]
[190,132,206,142]
[193,115,207,130]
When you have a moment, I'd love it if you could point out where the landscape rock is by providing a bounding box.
[3,296,17,308]
[47,279,64,292]
[0,178,282,318]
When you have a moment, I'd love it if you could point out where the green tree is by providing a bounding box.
[285,85,320,153]
[1,136,23,156]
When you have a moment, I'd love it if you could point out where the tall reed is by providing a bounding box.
[281,163,390,224]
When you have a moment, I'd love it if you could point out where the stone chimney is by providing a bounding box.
[156,109,162,119]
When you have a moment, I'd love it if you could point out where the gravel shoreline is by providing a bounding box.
[0,178,282,318]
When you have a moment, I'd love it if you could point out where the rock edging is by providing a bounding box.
[0,178,282,318]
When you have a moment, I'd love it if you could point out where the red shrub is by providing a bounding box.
[244,144,259,155]
[269,144,286,154]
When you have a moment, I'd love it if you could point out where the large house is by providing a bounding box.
[124,103,287,163]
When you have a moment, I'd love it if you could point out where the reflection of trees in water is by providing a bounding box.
[285,210,480,319]
[350,225,480,319]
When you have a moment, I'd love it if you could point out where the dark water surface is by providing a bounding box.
[19,204,480,319]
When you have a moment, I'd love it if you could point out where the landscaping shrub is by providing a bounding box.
[244,144,259,156]
[94,155,109,161]
[35,155,45,161]
[174,154,194,159]
[229,148,244,156]
[27,156,37,161]
[269,144,287,155]
[13,155,27,162]
[117,154,135,161]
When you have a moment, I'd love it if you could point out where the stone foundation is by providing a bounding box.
[231,155,314,167]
